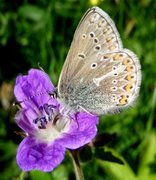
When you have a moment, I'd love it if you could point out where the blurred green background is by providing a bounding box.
[0,0,156,179]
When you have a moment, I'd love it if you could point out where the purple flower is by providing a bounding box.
[14,69,98,172]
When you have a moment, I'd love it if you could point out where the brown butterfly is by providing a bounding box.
[57,7,141,115]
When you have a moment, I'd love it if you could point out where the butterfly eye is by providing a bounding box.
[112,66,117,70]
[94,38,99,43]
[82,34,87,39]
[102,55,109,60]
[89,32,95,38]
[112,80,117,84]
[95,45,101,50]
[112,94,117,101]
[91,63,97,69]
[78,53,86,60]
[114,72,118,76]
[111,86,118,91]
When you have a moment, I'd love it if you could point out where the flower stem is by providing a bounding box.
[19,171,25,180]
[70,150,84,180]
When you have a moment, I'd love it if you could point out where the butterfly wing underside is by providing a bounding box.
[57,7,141,115]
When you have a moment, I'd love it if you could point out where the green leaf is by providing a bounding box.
[79,146,93,162]
[138,132,156,180]
[92,132,117,147]
[95,148,124,165]
[18,5,45,21]
[97,149,138,180]
[30,170,51,180]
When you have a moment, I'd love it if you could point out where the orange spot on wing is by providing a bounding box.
[106,36,113,42]
[103,27,108,33]
[122,58,131,65]
[119,95,127,105]
[109,45,116,51]
[124,84,133,92]
[125,66,134,72]
[125,75,135,81]
[113,53,124,61]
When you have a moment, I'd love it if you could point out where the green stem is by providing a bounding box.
[19,171,25,180]
[70,150,84,180]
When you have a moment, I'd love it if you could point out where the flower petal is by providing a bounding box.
[58,112,99,149]
[15,109,37,134]
[14,69,57,108]
[16,137,65,172]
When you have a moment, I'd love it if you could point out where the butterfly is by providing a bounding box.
[56,6,141,115]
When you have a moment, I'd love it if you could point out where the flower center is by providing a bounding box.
[33,103,71,143]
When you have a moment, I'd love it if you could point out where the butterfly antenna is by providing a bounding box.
[14,131,27,138]
[13,101,22,110]
[48,88,58,99]
[38,62,45,72]
[78,105,94,116]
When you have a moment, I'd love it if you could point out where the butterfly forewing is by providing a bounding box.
[57,7,141,115]
[58,7,122,91]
